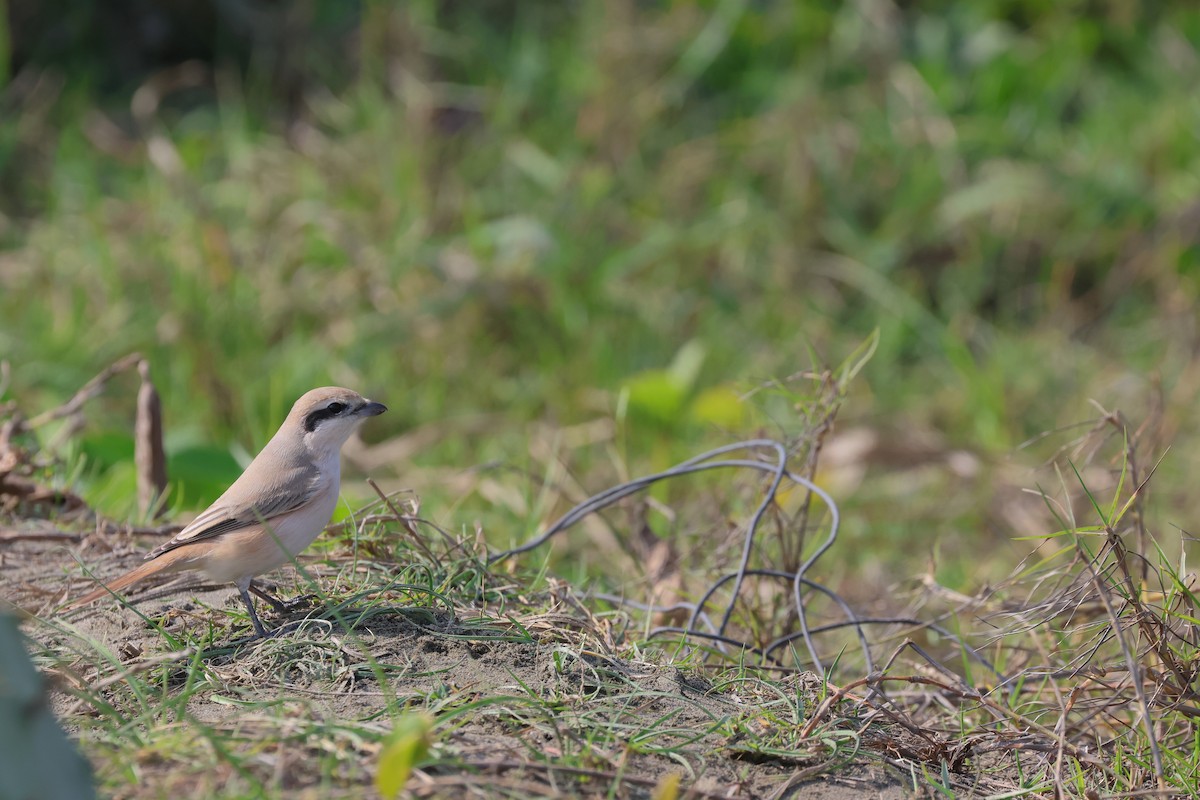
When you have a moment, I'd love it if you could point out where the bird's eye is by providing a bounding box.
[326,402,347,414]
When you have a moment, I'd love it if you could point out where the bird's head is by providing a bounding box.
[287,386,387,456]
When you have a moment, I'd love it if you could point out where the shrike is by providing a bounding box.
[67,386,387,637]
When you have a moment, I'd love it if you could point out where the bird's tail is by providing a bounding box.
[64,549,191,611]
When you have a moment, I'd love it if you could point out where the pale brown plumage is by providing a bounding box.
[67,387,387,637]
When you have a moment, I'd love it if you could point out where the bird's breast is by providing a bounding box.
[195,478,341,583]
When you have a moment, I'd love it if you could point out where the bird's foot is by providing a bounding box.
[274,594,318,614]
[248,583,315,615]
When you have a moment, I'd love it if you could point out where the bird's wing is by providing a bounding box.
[145,459,323,560]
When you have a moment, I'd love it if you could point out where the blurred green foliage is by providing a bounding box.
[2,1,1199,587]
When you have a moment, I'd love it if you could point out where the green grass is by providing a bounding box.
[3,5,1199,539]
[5,4,1200,794]
[19,462,1198,797]
[12,361,1200,796]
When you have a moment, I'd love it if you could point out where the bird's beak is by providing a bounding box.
[358,401,388,417]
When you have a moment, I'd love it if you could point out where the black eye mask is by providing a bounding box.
[303,402,348,433]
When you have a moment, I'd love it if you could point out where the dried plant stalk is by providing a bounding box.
[135,360,167,518]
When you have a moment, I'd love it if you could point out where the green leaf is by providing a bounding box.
[689,384,745,428]
[375,712,434,799]
[837,328,879,387]
[653,771,681,800]
[667,340,706,394]
[167,445,242,508]
[623,370,687,424]
[78,431,134,470]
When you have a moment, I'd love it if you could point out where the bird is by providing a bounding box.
[66,386,387,637]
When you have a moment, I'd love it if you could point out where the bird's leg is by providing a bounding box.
[249,580,315,614]
[237,583,270,638]
[248,581,289,614]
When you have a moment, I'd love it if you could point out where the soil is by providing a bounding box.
[3,527,932,799]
